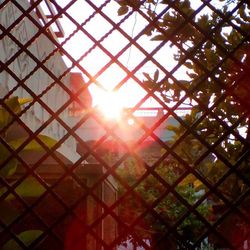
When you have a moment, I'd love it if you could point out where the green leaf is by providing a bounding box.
[3,177,46,201]
[0,97,21,130]
[178,174,196,186]
[143,72,152,81]
[143,80,155,89]
[184,61,193,69]
[18,98,32,106]
[4,97,21,113]
[0,200,20,225]
[16,177,46,198]
[118,6,129,16]
[0,97,21,127]
[0,142,18,178]
[187,72,198,79]
[0,185,7,198]
[151,34,166,41]
[0,109,10,130]
[179,80,190,85]
[0,96,31,130]
[154,69,159,82]
[166,124,180,133]
[0,159,17,178]
[193,179,204,191]
[2,230,43,250]
[8,135,57,152]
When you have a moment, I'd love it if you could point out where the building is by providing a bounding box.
[0,1,117,249]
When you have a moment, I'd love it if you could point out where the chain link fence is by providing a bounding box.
[0,0,249,249]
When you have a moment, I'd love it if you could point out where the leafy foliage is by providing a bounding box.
[117,157,211,247]
[117,0,250,247]
[2,230,43,250]
[0,96,57,248]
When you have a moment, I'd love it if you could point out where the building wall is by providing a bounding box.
[0,2,118,249]
[0,0,78,161]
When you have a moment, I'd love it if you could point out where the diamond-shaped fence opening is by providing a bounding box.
[0,0,250,249]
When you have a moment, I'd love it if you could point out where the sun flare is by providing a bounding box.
[96,91,124,119]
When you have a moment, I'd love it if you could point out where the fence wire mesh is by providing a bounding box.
[0,0,250,249]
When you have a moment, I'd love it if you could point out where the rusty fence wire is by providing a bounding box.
[0,0,250,249]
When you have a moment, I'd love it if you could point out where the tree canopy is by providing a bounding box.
[116,0,250,248]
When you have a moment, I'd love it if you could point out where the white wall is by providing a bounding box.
[0,0,79,162]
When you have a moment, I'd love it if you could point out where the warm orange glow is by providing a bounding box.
[96,91,124,120]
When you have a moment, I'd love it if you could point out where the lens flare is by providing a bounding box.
[97,91,124,119]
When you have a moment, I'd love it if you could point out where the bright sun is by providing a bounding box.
[96,91,124,119]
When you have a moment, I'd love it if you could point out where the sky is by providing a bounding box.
[41,0,231,112]
[48,0,184,109]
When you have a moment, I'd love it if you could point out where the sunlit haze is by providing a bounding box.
[96,90,124,119]
[56,0,198,116]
